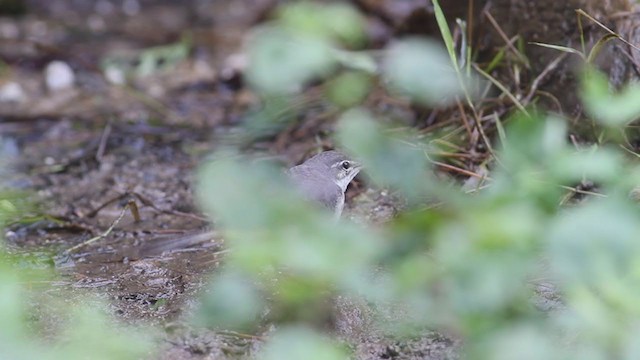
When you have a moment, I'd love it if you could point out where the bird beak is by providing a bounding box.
[352,161,363,172]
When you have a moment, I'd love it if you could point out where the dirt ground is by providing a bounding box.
[0,0,466,358]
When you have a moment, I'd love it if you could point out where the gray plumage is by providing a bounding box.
[287,150,361,218]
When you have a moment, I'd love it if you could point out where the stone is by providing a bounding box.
[0,82,26,103]
[45,61,75,91]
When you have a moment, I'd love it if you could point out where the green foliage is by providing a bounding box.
[277,2,366,47]
[3,0,638,358]
[582,68,640,127]
[0,255,153,360]
[195,0,640,353]
[100,35,191,81]
[336,108,438,202]
[244,1,475,141]
[245,2,367,96]
[246,26,336,94]
[383,38,466,105]
[196,153,385,327]
[259,327,348,360]
[325,71,372,108]
[194,270,263,331]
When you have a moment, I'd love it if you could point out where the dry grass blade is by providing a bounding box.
[472,63,529,116]
[587,33,621,63]
[64,203,133,254]
[456,98,474,142]
[529,42,585,59]
[523,53,568,105]
[486,46,507,73]
[433,0,499,166]
[432,160,491,179]
[493,112,507,147]
[576,9,640,53]
[484,10,530,68]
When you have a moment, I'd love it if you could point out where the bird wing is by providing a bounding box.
[287,165,343,211]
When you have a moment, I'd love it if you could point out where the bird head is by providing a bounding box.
[303,150,362,192]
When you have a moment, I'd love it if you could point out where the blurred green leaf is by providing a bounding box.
[57,305,152,360]
[550,147,623,185]
[336,108,434,201]
[0,260,152,360]
[325,71,372,108]
[247,26,336,94]
[582,68,640,126]
[195,270,263,330]
[100,36,191,80]
[500,115,567,167]
[430,207,538,318]
[383,38,469,106]
[321,4,366,47]
[331,49,377,73]
[478,324,562,360]
[259,327,348,360]
[196,152,384,295]
[278,2,366,47]
[547,197,640,289]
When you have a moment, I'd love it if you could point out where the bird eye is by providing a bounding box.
[341,161,350,170]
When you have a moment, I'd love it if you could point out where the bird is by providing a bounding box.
[141,150,361,255]
[287,150,362,219]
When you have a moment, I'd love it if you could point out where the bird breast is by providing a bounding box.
[287,165,345,216]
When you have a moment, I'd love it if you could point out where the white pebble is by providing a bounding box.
[0,82,26,103]
[45,61,75,91]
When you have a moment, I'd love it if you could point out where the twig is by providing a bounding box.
[484,10,530,68]
[456,98,474,142]
[217,330,266,341]
[127,200,141,222]
[96,122,112,162]
[576,9,640,53]
[85,193,129,218]
[432,160,493,180]
[64,203,131,254]
[523,53,568,105]
[473,63,530,116]
[131,191,209,222]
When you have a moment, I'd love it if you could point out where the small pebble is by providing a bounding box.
[0,22,20,39]
[4,230,17,242]
[44,156,56,165]
[0,82,26,103]
[104,66,125,85]
[45,61,75,91]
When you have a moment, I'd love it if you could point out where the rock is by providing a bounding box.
[45,61,75,91]
[0,82,26,103]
